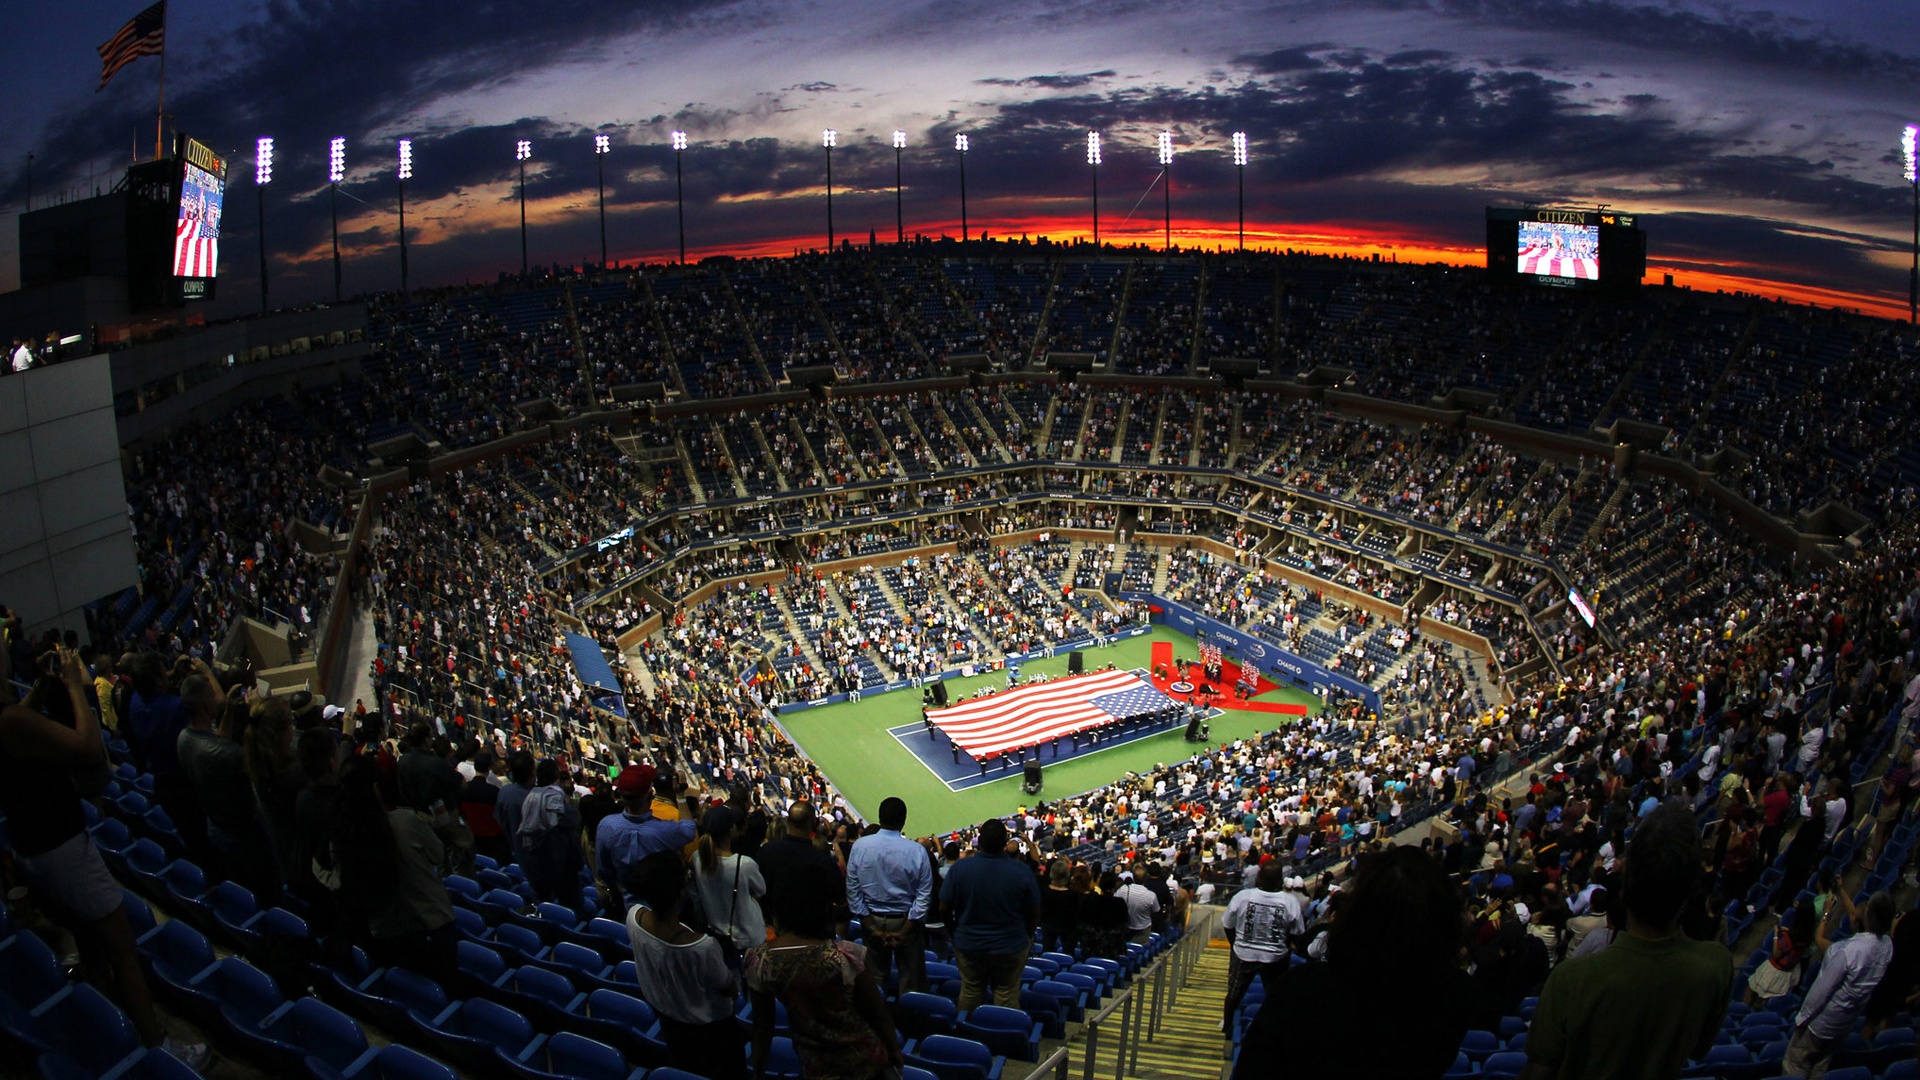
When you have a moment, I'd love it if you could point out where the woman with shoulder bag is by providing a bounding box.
[626,850,746,1080]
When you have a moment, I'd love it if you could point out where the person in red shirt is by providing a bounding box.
[1758,774,1793,865]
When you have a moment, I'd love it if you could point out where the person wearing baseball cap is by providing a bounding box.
[596,762,696,912]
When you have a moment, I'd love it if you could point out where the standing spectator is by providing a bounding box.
[1522,802,1733,1080]
[745,861,902,1080]
[844,796,933,994]
[1747,901,1816,1009]
[1783,891,1897,1077]
[326,757,457,984]
[595,763,696,912]
[292,728,342,935]
[517,758,585,909]
[1113,869,1162,944]
[396,724,474,876]
[1038,859,1079,957]
[1863,897,1920,1038]
[244,696,306,891]
[625,850,745,1080]
[1233,846,1473,1078]
[178,674,280,896]
[0,646,209,1069]
[689,804,767,962]
[940,817,1041,1012]
[1221,861,1304,1033]
[755,801,840,925]
[126,653,209,863]
[495,750,536,866]
[460,754,509,865]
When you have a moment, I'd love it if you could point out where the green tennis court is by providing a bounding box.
[775,626,1323,836]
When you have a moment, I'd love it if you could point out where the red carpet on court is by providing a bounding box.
[1149,640,1308,717]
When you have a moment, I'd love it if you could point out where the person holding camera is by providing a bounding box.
[1,645,209,1069]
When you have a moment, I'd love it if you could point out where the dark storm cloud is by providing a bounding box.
[1383,49,1452,65]
[1374,0,1920,86]
[1234,47,1327,74]
[978,71,1120,90]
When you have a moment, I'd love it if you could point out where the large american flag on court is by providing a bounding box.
[929,668,1178,758]
[98,2,166,91]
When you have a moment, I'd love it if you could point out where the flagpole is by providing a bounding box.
[154,0,167,160]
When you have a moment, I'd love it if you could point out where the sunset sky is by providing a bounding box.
[3,0,1917,320]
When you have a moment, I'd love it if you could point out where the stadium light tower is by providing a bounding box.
[823,129,837,251]
[594,133,610,269]
[397,139,412,296]
[1232,132,1248,252]
[1158,130,1174,253]
[255,137,272,314]
[892,130,906,245]
[672,130,687,265]
[1087,130,1102,247]
[956,134,970,246]
[516,139,532,277]
[1906,124,1917,325]
[328,137,345,303]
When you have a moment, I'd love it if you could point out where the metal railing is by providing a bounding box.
[1071,906,1221,1080]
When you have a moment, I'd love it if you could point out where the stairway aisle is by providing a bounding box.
[1050,923,1235,1080]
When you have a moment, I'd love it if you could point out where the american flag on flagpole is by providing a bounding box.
[98,2,166,91]
[928,668,1178,758]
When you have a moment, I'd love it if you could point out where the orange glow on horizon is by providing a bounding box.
[281,198,1913,327]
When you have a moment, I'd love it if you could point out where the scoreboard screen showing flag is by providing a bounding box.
[1516,220,1598,282]
[174,137,226,294]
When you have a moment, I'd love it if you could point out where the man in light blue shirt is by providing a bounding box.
[846,796,934,993]
[1785,891,1895,1077]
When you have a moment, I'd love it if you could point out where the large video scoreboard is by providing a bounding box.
[173,135,226,301]
[1486,206,1646,292]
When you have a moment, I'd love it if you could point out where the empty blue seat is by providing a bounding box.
[409,996,541,1070]
[904,1034,1006,1080]
[498,1031,637,1080]
[193,956,287,1040]
[37,1044,203,1080]
[307,1043,460,1080]
[492,964,586,1028]
[492,923,550,964]
[1483,1050,1529,1079]
[0,930,69,1036]
[1028,978,1086,1026]
[957,1004,1041,1061]
[573,988,669,1067]
[22,983,145,1077]
[225,997,349,1073]
[1460,1029,1501,1064]
[140,919,217,1007]
[895,991,959,1041]
[156,859,211,923]
[456,940,509,997]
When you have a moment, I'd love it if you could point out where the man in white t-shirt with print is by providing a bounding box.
[1221,862,1302,1033]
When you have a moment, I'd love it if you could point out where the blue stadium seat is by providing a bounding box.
[573,988,669,1068]
[1028,978,1086,1026]
[194,955,287,1040]
[21,983,145,1077]
[490,964,587,1029]
[156,859,211,924]
[455,940,510,998]
[957,1004,1041,1061]
[894,991,959,1041]
[140,919,217,1009]
[1482,1050,1529,1079]
[38,1044,204,1080]
[903,1034,1006,1080]
[497,1031,639,1080]
[306,1043,460,1080]
[408,996,541,1071]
